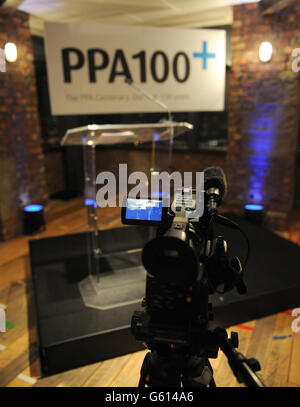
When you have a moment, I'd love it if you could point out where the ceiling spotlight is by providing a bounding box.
[259,41,272,62]
[4,42,17,63]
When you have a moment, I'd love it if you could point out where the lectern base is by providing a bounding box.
[78,266,146,311]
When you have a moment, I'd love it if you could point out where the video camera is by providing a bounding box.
[121,167,248,353]
[121,167,265,387]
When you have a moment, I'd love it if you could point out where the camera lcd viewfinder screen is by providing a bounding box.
[125,198,163,222]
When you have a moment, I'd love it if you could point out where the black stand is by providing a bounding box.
[138,328,265,388]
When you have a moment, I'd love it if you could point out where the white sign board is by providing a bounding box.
[44,23,226,115]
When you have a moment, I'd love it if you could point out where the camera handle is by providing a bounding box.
[214,328,265,387]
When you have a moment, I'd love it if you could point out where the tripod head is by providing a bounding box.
[137,327,264,387]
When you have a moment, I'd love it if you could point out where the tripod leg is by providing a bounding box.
[138,352,151,387]
[138,351,181,387]
[181,356,213,387]
[209,377,216,387]
[207,359,216,387]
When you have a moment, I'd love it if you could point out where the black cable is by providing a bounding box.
[191,213,250,273]
[235,223,250,272]
[215,214,250,273]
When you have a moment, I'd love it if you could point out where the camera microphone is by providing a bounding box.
[204,167,227,215]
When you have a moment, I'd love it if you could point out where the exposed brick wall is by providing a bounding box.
[295,153,300,207]
[0,10,48,240]
[44,151,65,196]
[227,2,300,230]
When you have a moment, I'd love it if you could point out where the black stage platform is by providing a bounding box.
[29,216,300,375]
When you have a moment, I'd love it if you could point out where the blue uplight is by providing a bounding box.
[247,102,279,205]
[85,199,97,208]
[244,204,264,211]
[152,132,160,141]
[24,204,43,212]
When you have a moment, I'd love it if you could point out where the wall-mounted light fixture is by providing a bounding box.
[259,41,272,62]
[4,42,17,63]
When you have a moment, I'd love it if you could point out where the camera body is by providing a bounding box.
[122,189,213,354]
[121,185,245,356]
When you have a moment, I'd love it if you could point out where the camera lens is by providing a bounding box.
[142,235,200,286]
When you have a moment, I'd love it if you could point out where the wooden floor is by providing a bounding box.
[0,199,299,387]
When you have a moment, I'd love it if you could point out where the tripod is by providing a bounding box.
[138,328,265,387]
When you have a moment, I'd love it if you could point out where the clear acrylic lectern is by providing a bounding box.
[60,121,193,306]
